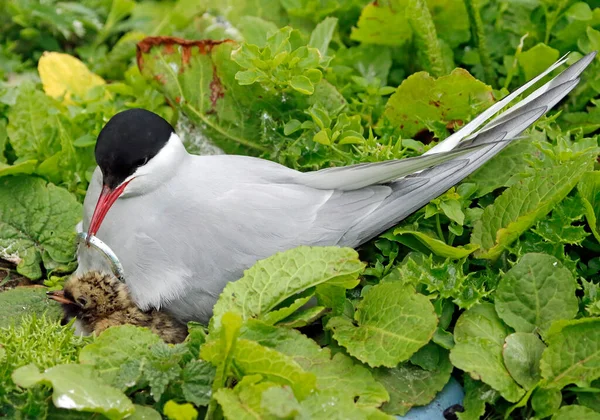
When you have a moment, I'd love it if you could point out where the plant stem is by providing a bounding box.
[407,0,449,77]
[436,214,446,243]
[464,0,496,85]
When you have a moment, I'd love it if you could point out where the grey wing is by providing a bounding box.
[303,52,596,246]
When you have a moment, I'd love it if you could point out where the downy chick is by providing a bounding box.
[47,271,188,344]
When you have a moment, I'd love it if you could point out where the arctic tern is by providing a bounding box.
[75,51,597,324]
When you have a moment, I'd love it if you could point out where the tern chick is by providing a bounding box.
[47,271,188,344]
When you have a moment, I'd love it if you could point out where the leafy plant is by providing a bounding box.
[0,0,599,418]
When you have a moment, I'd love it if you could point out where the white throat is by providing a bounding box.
[120,132,188,197]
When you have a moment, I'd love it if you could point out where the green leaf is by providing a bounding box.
[12,364,134,420]
[471,156,595,260]
[181,360,215,407]
[373,351,453,416]
[467,140,541,197]
[276,305,329,328]
[201,312,243,416]
[380,68,494,139]
[240,320,389,408]
[231,338,317,399]
[427,0,470,48]
[137,37,267,155]
[449,303,525,402]
[163,400,198,420]
[6,83,60,161]
[494,254,578,335]
[79,325,161,388]
[261,291,314,326]
[0,176,81,279]
[128,405,162,420]
[532,387,562,419]
[518,43,560,80]
[552,405,600,420]
[299,389,394,419]
[210,246,364,331]
[327,282,437,367]
[237,16,279,48]
[308,17,338,57]
[0,160,37,178]
[541,318,600,389]
[392,227,478,258]
[290,75,315,94]
[502,332,546,390]
[214,376,301,420]
[578,171,600,243]
[350,0,412,46]
[457,376,499,420]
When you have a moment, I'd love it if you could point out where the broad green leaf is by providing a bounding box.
[450,303,525,402]
[230,339,316,399]
[6,83,60,161]
[237,16,279,48]
[457,376,499,420]
[240,320,389,408]
[12,364,134,420]
[373,351,453,416]
[494,254,578,335]
[0,176,81,279]
[201,312,243,392]
[392,227,478,258]
[300,390,394,420]
[181,360,215,407]
[163,400,198,420]
[79,325,161,388]
[518,43,560,80]
[471,156,595,260]
[276,305,329,328]
[502,332,546,390]
[128,405,162,420]
[308,17,338,57]
[350,0,412,46]
[261,291,314,325]
[467,140,541,197]
[315,284,346,317]
[38,52,106,104]
[380,68,494,139]
[290,75,315,94]
[552,405,600,420]
[214,376,300,420]
[210,246,364,330]
[137,37,267,155]
[578,171,600,243]
[532,388,562,419]
[0,160,37,177]
[427,0,470,48]
[541,318,600,389]
[327,282,437,367]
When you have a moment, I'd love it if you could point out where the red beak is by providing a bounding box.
[87,181,131,243]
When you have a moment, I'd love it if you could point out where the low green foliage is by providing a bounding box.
[0,0,599,419]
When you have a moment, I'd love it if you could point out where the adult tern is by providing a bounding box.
[75,52,597,324]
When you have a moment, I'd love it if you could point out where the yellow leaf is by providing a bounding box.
[38,52,106,103]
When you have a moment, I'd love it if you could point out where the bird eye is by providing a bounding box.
[77,297,88,307]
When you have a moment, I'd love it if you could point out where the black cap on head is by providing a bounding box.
[96,109,174,189]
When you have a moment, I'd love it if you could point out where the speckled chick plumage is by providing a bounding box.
[58,271,188,344]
